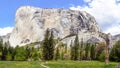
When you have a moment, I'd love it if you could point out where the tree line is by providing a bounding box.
[0,29,120,62]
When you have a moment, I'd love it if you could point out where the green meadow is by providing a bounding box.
[0,61,118,68]
[0,61,43,68]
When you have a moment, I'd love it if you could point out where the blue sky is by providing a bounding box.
[0,0,120,35]
[0,0,86,27]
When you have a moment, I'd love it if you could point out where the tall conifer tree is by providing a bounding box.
[49,31,54,60]
[74,34,79,60]
[42,29,55,60]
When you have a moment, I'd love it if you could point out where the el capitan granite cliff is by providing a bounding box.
[2,6,108,46]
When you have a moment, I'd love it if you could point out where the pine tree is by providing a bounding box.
[25,46,32,59]
[90,44,96,60]
[49,31,54,60]
[42,29,50,60]
[55,47,60,60]
[79,38,84,60]
[42,29,55,60]
[2,42,8,60]
[0,39,3,60]
[85,43,91,60]
[70,41,74,60]
[110,41,120,62]
[59,43,65,60]
[73,34,79,60]
[11,45,18,61]
[6,45,14,61]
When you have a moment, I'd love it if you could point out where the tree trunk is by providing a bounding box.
[105,33,111,65]
[105,43,109,65]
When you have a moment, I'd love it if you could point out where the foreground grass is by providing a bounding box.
[46,60,118,68]
[0,61,43,68]
[0,60,118,68]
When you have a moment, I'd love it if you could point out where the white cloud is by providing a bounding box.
[105,25,120,35]
[70,0,120,35]
[0,27,13,36]
[83,0,92,2]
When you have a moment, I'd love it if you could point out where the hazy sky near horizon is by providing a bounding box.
[0,0,120,35]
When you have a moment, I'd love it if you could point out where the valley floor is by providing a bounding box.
[0,60,118,68]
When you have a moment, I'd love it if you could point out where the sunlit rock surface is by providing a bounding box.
[8,6,104,47]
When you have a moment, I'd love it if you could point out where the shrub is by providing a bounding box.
[110,41,120,62]
[98,50,105,62]
[14,47,27,61]
[6,52,12,61]
[32,49,38,61]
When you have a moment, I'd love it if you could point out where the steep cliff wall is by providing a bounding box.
[9,6,103,47]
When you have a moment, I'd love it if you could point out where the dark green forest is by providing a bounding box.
[0,29,120,62]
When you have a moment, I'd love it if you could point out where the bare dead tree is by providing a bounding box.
[99,32,112,65]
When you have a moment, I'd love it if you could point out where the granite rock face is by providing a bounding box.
[112,34,120,41]
[1,33,10,44]
[9,6,103,47]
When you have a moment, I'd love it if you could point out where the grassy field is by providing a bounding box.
[0,61,43,68]
[46,60,118,68]
[0,61,118,68]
